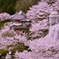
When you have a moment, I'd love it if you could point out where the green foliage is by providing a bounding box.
[15,0,33,13]
[0,49,8,56]
[0,19,11,23]
[0,22,4,29]
[47,0,55,5]
[43,30,48,37]
[2,31,15,37]
[0,0,40,14]
[6,3,16,15]
[0,19,11,29]
[11,43,25,54]
[7,43,30,55]
[33,0,41,5]
[15,0,40,13]
[0,0,17,14]
[23,28,30,34]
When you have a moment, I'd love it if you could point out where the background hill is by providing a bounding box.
[0,0,40,14]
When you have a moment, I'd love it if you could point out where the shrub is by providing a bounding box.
[11,43,25,55]
[0,49,8,56]
[2,31,15,37]
[0,19,11,23]
[43,30,48,37]
[0,23,4,29]
[2,32,14,37]
[0,19,11,29]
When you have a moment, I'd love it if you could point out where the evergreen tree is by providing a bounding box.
[0,0,17,14]
[15,0,40,13]
[0,0,40,14]
[15,0,34,13]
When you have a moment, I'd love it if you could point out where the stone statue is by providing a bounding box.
[49,11,59,27]
[5,51,12,59]
[49,11,59,40]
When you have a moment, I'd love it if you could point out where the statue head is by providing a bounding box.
[49,11,59,26]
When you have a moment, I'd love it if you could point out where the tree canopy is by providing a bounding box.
[0,0,17,14]
[15,0,40,13]
[0,0,40,14]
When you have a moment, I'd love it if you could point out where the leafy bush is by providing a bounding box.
[0,19,11,23]
[0,19,11,29]
[0,23,4,29]
[11,43,25,55]
[2,31,15,37]
[0,49,8,56]
[43,30,48,37]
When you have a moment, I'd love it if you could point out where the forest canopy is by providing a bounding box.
[0,0,40,14]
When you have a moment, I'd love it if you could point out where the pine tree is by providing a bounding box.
[0,0,17,14]
[15,0,40,13]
